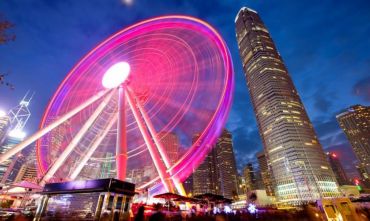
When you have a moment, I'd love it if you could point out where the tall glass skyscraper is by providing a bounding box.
[235,7,339,204]
[336,105,370,183]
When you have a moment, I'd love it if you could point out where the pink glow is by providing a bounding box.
[36,15,234,193]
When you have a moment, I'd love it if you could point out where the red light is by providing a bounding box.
[332,153,337,158]
[354,179,360,185]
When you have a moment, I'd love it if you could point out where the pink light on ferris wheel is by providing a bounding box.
[31,15,234,194]
[102,62,131,88]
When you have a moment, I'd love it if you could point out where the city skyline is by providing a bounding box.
[1,0,370,178]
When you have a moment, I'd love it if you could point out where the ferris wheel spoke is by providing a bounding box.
[126,86,186,195]
[39,90,116,185]
[127,87,171,169]
[125,86,174,193]
[0,89,111,164]
[69,113,118,180]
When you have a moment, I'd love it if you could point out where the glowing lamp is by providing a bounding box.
[0,110,6,117]
[102,62,130,89]
[247,203,257,214]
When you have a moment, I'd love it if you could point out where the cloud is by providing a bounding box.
[353,76,370,102]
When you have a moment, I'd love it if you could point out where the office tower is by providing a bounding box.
[14,148,38,183]
[215,129,239,199]
[336,105,370,179]
[257,151,275,196]
[0,111,10,146]
[14,163,38,183]
[0,136,24,183]
[158,132,180,166]
[243,163,257,192]
[326,152,350,186]
[193,145,219,195]
[235,7,339,204]
[192,129,238,199]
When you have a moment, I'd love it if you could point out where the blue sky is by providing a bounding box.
[1,0,369,177]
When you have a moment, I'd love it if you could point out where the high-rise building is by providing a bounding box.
[0,111,10,146]
[192,129,239,199]
[235,7,339,204]
[158,132,180,166]
[243,163,257,192]
[326,152,350,186]
[0,136,24,184]
[0,93,33,185]
[257,151,275,196]
[215,129,239,199]
[336,105,370,180]
[193,146,219,195]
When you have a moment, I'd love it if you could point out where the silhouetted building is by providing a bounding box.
[326,152,350,186]
[235,7,339,204]
[257,151,275,196]
[336,105,370,182]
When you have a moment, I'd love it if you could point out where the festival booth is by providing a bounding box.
[34,178,135,221]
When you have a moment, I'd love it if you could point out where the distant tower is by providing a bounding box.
[235,7,339,204]
[256,151,275,196]
[8,91,33,138]
[336,105,370,184]
[326,152,350,186]
[158,132,180,166]
[215,129,239,199]
[0,110,11,146]
[0,92,33,184]
[243,163,257,192]
[192,134,219,195]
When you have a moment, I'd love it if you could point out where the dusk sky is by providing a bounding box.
[1,0,369,177]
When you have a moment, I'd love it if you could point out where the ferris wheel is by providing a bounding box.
[0,16,233,194]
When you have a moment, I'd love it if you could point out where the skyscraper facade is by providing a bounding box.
[336,105,370,180]
[158,132,180,166]
[257,151,275,196]
[193,146,219,195]
[215,129,239,199]
[0,112,10,146]
[326,152,350,186]
[235,7,339,204]
[192,129,239,199]
[243,163,257,192]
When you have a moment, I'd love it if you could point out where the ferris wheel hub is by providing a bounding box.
[102,62,131,89]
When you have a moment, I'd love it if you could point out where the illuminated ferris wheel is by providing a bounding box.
[0,16,233,194]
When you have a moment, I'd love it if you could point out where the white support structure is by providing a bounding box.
[125,87,173,192]
[127,87,185,195]
[128,87,171,169]
[0,89,111,164]
[69,114,118,180]
[39,90,115,185]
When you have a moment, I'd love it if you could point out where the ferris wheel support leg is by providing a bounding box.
[116,85,127,181]
[126,87,186,196]
[39,90,115,186]
[0,89,111,164]
[125,88,174,193]
[69,114,118,180]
